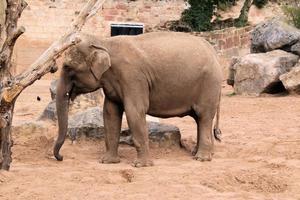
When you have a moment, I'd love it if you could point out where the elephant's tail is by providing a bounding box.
[213,93,222,142]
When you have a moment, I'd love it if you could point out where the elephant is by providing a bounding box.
[53,32,223,167]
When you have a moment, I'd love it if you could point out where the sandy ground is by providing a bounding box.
[0,80,300,200]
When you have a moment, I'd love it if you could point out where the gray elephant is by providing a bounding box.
[54,32,222,167]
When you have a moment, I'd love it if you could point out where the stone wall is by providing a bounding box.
[13,0,252,79]
[192,26,252,71]
[13,0,186,77]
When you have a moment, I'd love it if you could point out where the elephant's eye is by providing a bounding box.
[63,64,70,69]
[63,64,74,72]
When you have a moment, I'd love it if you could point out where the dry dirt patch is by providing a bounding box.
[0,81,299,200]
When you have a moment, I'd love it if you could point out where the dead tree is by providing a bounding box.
[0,0,106,170]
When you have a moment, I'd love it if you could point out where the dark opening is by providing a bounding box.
[263,81,287,94]
[111,23,144,37]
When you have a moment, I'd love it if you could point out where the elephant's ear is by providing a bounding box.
[88,44,111,80]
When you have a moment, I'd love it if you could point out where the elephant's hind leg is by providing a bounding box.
[192,102,217,161]
[101,98,123,164]
[193,114,214,161]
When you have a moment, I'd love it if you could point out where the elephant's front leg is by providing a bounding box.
[101,98,123,164]
[125,103,153,167]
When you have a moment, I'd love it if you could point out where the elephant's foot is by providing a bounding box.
[100,153,120,164]
[192,147,198,156]
[132,158,154,168]
[193,150,213,162]
[192,147,214,157]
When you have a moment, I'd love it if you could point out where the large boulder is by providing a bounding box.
[232,50,299,95]
[251,18,300,53]
[39,100,57,121]
[120,122,181,148]
[50,79,58,100]
[279,62,300,94]
[68,107,104,141]
[227,56,239,86]
[291,41,300,56]
[39,80,104,121]
[67,107,180,148]
[52,79,103,114]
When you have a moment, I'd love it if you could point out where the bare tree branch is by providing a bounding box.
[0,0,27,80]
[2,0,106,103]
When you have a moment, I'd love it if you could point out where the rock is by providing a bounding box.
[120,122,181,148]
[180,137,197,154]
[39,80,104,121]
[50,79,58,100]
[251,18,300,53]
[66,107,178,148]
[68,107,104,141]
[291,41,300,56]
[50,79,104,111]
[68,91,103,115]
[39,100,57,121]
[227,56,239,86]
[232,50,299,95]
[279,63,300,94]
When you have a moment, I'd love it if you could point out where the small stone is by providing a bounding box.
[120,169,134,183]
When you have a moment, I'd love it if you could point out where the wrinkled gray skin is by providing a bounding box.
[54,32,222,167]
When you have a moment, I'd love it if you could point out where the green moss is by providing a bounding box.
[282,5,300,28]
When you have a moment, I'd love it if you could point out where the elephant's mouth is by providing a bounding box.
[69,86,77,101]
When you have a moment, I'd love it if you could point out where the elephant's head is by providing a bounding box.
[53,37,111,161]
[64,40,112,93]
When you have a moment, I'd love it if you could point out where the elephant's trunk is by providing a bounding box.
[53,78,71,161]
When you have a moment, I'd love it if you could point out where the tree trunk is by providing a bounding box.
[234,0,254,27]
[0,0,27,170]
[0,0,106,170]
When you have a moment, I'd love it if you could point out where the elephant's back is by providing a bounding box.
[136,32,219,68]
[108,31,222,81]
[134,32,221,78]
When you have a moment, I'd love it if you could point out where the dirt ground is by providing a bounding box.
[0,80,299,200]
